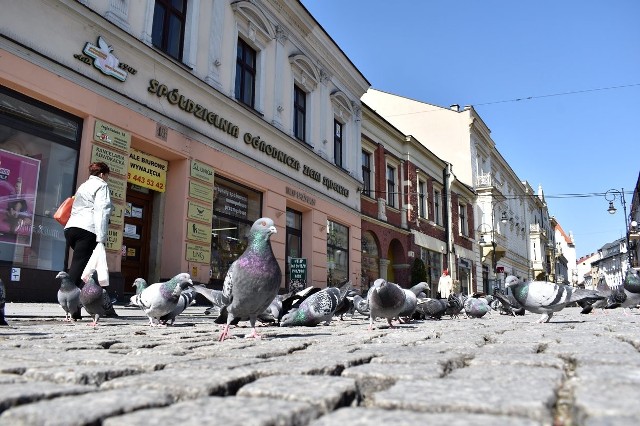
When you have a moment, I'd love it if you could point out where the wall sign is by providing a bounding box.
[189,180,214,203]
[94,119,131,151]
[127,149,168,192]
[187,200,212,222]
[90,144,127,176]
[186,242,211,263]
[186,221,212,244]
[190,159,215,184]
[74,36,136,82]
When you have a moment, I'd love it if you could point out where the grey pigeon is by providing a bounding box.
[367,278,406,330]
[492,291,525,316]
[56,271,81,322]
[126,278,148,307]
[159,287,197,325]
[279,286,322,321]
[416,298,449,320]
[595,272,640,314]
[280,282,350,327]
[445,293,466,318]
[505,275,604,323]
[353,294,370,316]
[79,276,118,326]
[464,297,491,318]
[0,278,7,326]
[130,273,193,326]
[192,284,227,317]
[398,282,430,321]
[219,217,282,341]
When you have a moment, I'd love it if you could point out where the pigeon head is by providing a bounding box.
[56,271,70,280]
[280,307,306,327]
[505,275,521,288]
[132,278,147,288]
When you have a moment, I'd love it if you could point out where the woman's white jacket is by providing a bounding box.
[65,175,112,243]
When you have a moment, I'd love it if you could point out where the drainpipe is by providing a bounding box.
[443,163,455,280]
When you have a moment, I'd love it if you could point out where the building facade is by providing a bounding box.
[0,0,369,301]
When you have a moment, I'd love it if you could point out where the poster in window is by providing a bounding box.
[0,149,41,246]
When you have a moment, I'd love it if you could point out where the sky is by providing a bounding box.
[302,0,640,258]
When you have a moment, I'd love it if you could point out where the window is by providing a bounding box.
[361,150,371,197]
[420,248,442,298]
[209,176,262,286]
[152,0,188,61]
[459,203,468,236]
[386,165,396,208]
[433,188,442,225]
[286,208,303,292]
[334,120,343,168]
[361,231,379,290]
[327,220,348,286]
[293,85,306,142]
[235,38,256,108]
[0,86,81,271]
[418,180,426,219]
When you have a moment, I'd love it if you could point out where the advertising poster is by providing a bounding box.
[0,149,40,246]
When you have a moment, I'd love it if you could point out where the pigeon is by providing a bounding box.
[464,297,491,318]
[492,291,526,316]
[218,217,282,341]
[79,276,118,326]
[353,294,370,316]
[598,271,640,314]
[0,278,7,326]
[192,284,227,317]
[259,295,283,324]
[159,287,197,325]
[445,293,466,318]
[398,282,430,321]
[56,271,81,322]
[334,289,358,320]
[415,298,449,320]
[367,278,406,330]
[280,281,351,327]
[505,275,604,323]
[279,286,321,321]
[130,273,193,326]
[126,278,148,307]
[624,269,640,294]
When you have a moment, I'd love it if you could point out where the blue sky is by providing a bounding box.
[302,0,640,258]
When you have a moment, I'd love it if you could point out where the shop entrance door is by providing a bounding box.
[121,184,153,295]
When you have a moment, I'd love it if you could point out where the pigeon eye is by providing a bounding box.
[261,220,266,226]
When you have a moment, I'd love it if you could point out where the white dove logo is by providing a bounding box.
[83,36,128,81]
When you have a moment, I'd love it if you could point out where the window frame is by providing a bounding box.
[235,37,257,109]
[433,186,442,226]
[361,149,372,197]
[293,85,306,142]
[459,202,469,237]
[386,164,397,208]
[151,0,188,61]
[334,119,343,168]
[418,179,427,219]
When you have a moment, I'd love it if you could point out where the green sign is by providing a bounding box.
[290,258,307,291]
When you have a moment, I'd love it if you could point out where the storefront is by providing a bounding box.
[0,32,362,302]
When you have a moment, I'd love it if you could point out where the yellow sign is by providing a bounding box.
[188,180,214,203]
[127,149,168,192]
[91,144,127,176]
[94,119,131,152]
[107,176,127,202]
[187,200,212,222]
[186,242,211,263]
[110,203,124,227]
[186,221,212,244]
[190,160,215,184]
[105,228,123,252]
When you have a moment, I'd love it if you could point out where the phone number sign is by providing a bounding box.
[127,149,168,192]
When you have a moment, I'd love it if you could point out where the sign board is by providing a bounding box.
[90,144,127,176]
[94,119,131,151]
[185,242,211,263]
[189,180,214,203]
[190,159,215,184]
[186,221,212,244]
[289,258,307,291]
[187,200,212,222]
[127,149,168,192]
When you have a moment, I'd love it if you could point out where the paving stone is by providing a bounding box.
[22,365,144,386]
[369,378,558,423]
[100,366,258,400]
[309,407,541,426]
[103,396,316,426]
[237,375,357,413]
[446,364,565,383]
[0,374,26,384]
[0,382,95,413]
[0,388,172,426]
[468,353,565,369]
[574,365,640,385]
[342,362,443,396]
[573,381,640,423]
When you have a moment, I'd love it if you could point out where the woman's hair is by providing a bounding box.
[88,162,110,176]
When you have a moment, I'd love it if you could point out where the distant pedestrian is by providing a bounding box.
[63,162,112,319]
[438,269,453,299]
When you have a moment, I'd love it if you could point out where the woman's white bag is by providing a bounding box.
[81,242,109,287]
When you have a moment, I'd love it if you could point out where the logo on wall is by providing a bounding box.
[74,36,136,81]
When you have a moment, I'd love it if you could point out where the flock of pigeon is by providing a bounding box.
[55,217,640,338]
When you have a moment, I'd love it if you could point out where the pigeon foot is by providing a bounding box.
[245,328,262,339]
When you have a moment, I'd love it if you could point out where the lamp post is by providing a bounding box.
[605,188,632,270]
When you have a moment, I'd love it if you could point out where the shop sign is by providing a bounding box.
[187,200,212,222]
[94,119,131,151]
[74,36,136,82]
[105,228,122,252]
[110,204,124,227]
[107,176,126,202]
[186,242,211,263]
[189,180,214,203]
[286,186,316,206]
[243,132,300,172]
[214,184,248,219]
[187,221,212,244]
[289,258,307,290]
[190,159,215,184]
[127,149,168,192]
[91,144,127,176]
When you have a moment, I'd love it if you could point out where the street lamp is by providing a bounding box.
[605,188,632,269]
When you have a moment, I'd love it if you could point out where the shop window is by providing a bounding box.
[361,231,379,291]
[0,86,81,270]
[235,38,256,108]
[420,247,442,297]
[285,208,303,291]
[209,176,262,286]
[152,0,188,61]
[327,220,348,286]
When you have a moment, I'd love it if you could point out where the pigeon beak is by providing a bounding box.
[269,226,277,234]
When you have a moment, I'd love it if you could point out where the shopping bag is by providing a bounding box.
[81,243,109,287]
[53,196,74,226]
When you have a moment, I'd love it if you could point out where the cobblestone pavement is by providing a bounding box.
[1,303,640,425]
